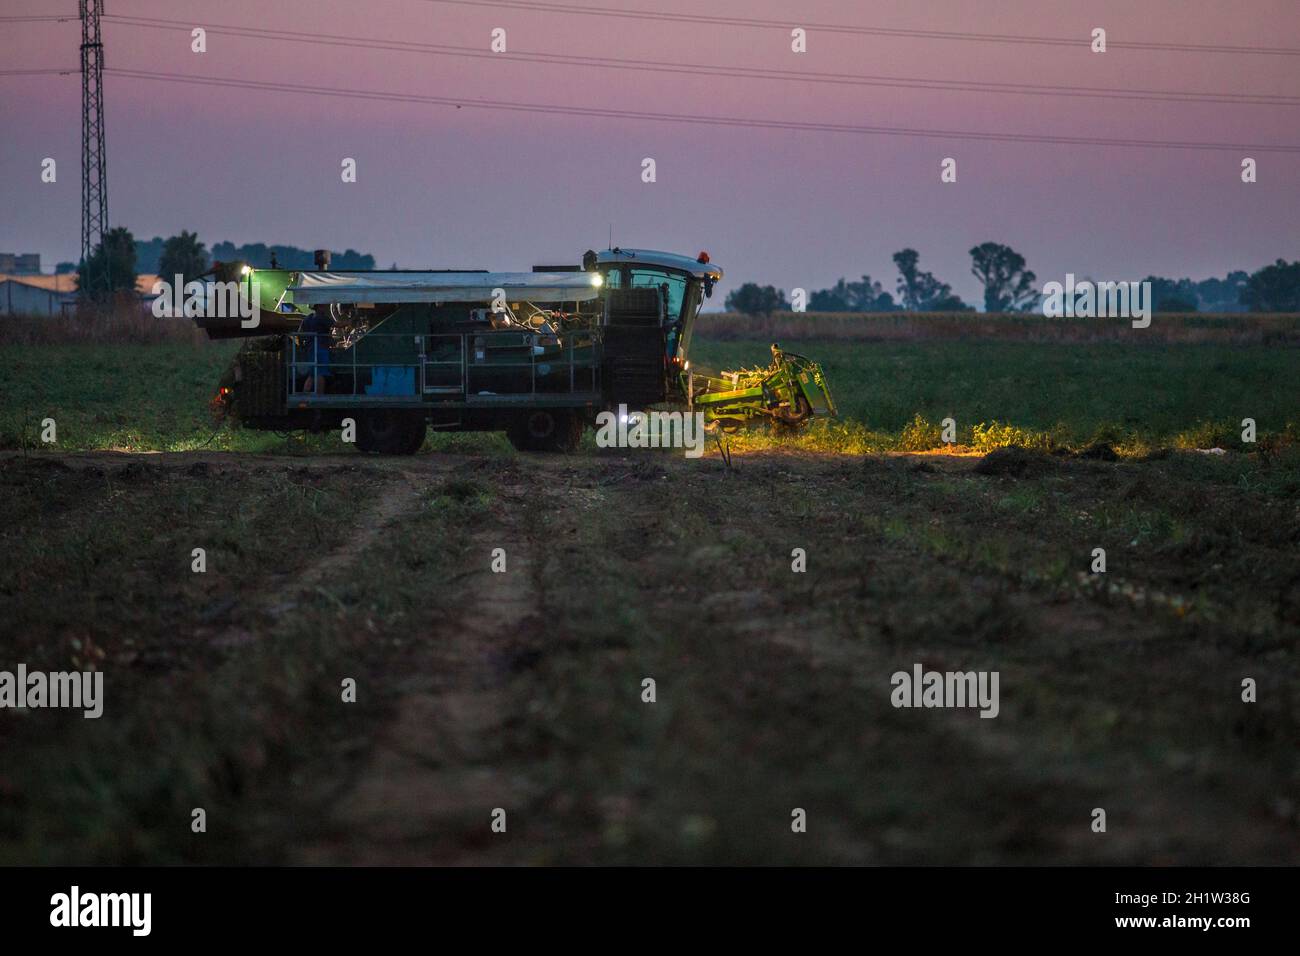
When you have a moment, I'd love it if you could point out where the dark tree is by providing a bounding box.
[157,230,210,285]
[1194,271,1249,312]
[1242,260,1300,312]
[969,242,1038,312]
[1143,276,1199,313]
[726,283,788,317]
[77,226,139,304]
[133,236,166,273]
[209,242,376,270]
[892,248,967,311]
[809,275,896,312]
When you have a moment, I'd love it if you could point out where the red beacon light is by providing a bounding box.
[697,251,710,264]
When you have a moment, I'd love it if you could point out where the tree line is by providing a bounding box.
[70,230,1300,314]
[74,227,377,304]
[725,243,1300,316]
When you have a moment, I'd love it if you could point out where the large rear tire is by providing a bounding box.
[356,410,426,455]
[506,409,583,453]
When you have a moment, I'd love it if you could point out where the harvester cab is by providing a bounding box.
[589,247,720,366]
[589,247,721,409]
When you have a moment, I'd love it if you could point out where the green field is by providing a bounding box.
[693,338,1298,453]
[2,333,1296,455]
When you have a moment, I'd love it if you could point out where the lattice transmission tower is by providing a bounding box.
[80,0,108,277]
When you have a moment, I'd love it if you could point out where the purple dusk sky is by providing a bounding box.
[1,0,1297,306]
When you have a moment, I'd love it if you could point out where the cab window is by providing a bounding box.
[630,268,686,321]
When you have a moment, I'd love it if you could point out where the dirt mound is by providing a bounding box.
[3,457,74,475]
[1076,442,1119,461]
[117,461,159,482]
[974,446,1058,477]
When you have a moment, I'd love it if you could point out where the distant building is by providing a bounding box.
[0,274,75,315]
[0,253,41,274]
[0,273,162,316]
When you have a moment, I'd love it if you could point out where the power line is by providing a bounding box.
[7,3,1299,57]
[102,67,1300,153]
[10,1,1298,56]
[101,14,1300,109]
[412,0,1300,57]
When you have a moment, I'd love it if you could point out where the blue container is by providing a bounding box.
[366,366,416,396]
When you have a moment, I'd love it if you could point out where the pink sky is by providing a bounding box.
[1,0,1297,305]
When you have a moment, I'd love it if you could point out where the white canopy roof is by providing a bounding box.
[596,248,723,280]
[289,271,601,305]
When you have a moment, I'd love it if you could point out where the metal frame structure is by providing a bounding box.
[79,0,108,282]
[285,329,602,409]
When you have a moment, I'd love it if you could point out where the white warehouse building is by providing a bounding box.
[0,274,163,316]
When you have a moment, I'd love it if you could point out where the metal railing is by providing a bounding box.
[287,329,601,404]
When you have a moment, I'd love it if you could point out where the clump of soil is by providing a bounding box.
[16,458,74,474]
[974,446,1058,477]
[117,461,158,482]
[439,478,483,502]
[1076,442,1120,461]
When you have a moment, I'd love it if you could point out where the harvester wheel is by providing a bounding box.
[399,418,428,454]
[507,409,582,453]
[356,410,426,455]
[772,394,812,432]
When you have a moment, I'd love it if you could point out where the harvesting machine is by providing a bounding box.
[199,247,835,453]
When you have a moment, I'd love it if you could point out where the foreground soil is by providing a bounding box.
[0,445,1296,864]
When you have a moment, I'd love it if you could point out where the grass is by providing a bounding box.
[697,310,1300,345]
[0,339,511,455]
[2,322,1295,456]
[690,338,1299,454]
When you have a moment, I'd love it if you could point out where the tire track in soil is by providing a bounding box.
[204,468,428,649]
[295,474,543,865]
